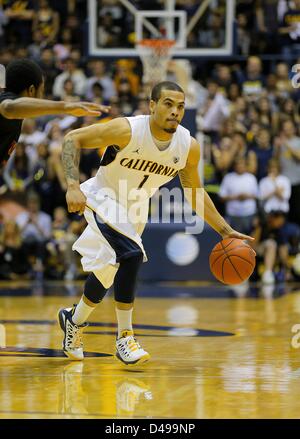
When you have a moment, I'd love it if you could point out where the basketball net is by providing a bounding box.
[136,39,175,87]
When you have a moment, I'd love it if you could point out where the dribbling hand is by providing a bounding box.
[222,230,256,255]
[222,229,255,242]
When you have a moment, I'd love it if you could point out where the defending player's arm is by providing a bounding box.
[0,98,110,119]
[61,117,131,214]
[179,137,254,241]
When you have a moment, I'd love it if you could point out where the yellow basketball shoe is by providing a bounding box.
[116,330,150,365]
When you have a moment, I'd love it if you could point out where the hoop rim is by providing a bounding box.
[137,39,176,48]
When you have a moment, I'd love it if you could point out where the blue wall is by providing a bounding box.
[139,222,220,282]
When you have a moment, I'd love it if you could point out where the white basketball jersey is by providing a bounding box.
[81,115,191,205]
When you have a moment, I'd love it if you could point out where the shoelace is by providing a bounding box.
[66,323,84,349]
[127,337,141,353]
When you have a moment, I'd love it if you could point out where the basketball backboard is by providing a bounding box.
[88,0,235,58]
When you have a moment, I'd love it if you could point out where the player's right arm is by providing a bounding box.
[0,98,110,119]
[61,117,131,214]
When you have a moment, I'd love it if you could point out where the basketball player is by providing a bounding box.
[58,81,254,365]
[0,59,109,168]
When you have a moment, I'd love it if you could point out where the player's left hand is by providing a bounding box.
[222,230,255,242]
[222,230,256,256]
[64,102,111,117]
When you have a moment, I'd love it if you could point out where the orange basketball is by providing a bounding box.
[209,238,256,285]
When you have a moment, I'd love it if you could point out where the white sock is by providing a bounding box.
[116,308,133,338]
[72,297,96,325]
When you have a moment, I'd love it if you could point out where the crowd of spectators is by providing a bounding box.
[200,53,300,284]
[92,0,300,55]
[1,1,300,283]
[3,1,300,54]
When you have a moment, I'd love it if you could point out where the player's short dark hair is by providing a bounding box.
[151,81,184,102]
[6,59,44,95]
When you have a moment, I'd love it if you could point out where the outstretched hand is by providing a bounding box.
[64,102,111,117]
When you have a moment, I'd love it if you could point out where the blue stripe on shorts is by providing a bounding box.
[92,211,142,262]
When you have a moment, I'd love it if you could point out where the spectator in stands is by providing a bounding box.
[32,0,59,46]
[255,0,280,54]
[255,97,275,131]
[53,57,87,99]
[275,62,293,98]
[38,48,60,98]
[31,142,54,215]
[219,157,258,234]
[85,60,116,102]
[247,105,260,127]
[252,211,296,284]
[219,116,245,138]
[236,13,251,55]
[265,73,279,109]
[237,56,265,100]
[3,143,35,193]
[0,219,30,280]
[16,192,52,277]
[276,98,300,130]
[279,0,300,57]
[198,9,225,48]
[64,13,82,48]
[276,119,300,226]
[61,78,80,102]
[213,130,256,175]
[97,11,121,48]
[114,60,140,97]
[201,79,231,141]
[28,29,45,62]
[90,82,104,105]
[4,0,34,45]
[53,28,72,61]
[214,64,232,93]
[247,122,261,144]
[230,95,248,127]
[228,83,242,103]
[250,127,274,181]
[47,123,64,155]
[19,119,47,159]
[259,159,291,215]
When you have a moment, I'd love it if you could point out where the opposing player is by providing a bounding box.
[58,81,253,365]
[0,58,109,168]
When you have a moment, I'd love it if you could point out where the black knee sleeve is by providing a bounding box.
[114,252,143,304]
[83,273,108,304]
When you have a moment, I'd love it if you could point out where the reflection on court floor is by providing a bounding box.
[1,284,300,418]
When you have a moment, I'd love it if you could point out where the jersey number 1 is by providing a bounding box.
[138,174,149,189]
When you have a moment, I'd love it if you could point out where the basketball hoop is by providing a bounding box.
[136,39,175,86]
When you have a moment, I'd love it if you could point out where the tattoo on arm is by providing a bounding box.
[62,137,80,183]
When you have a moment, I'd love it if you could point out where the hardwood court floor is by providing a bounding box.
[1,288,300,419]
